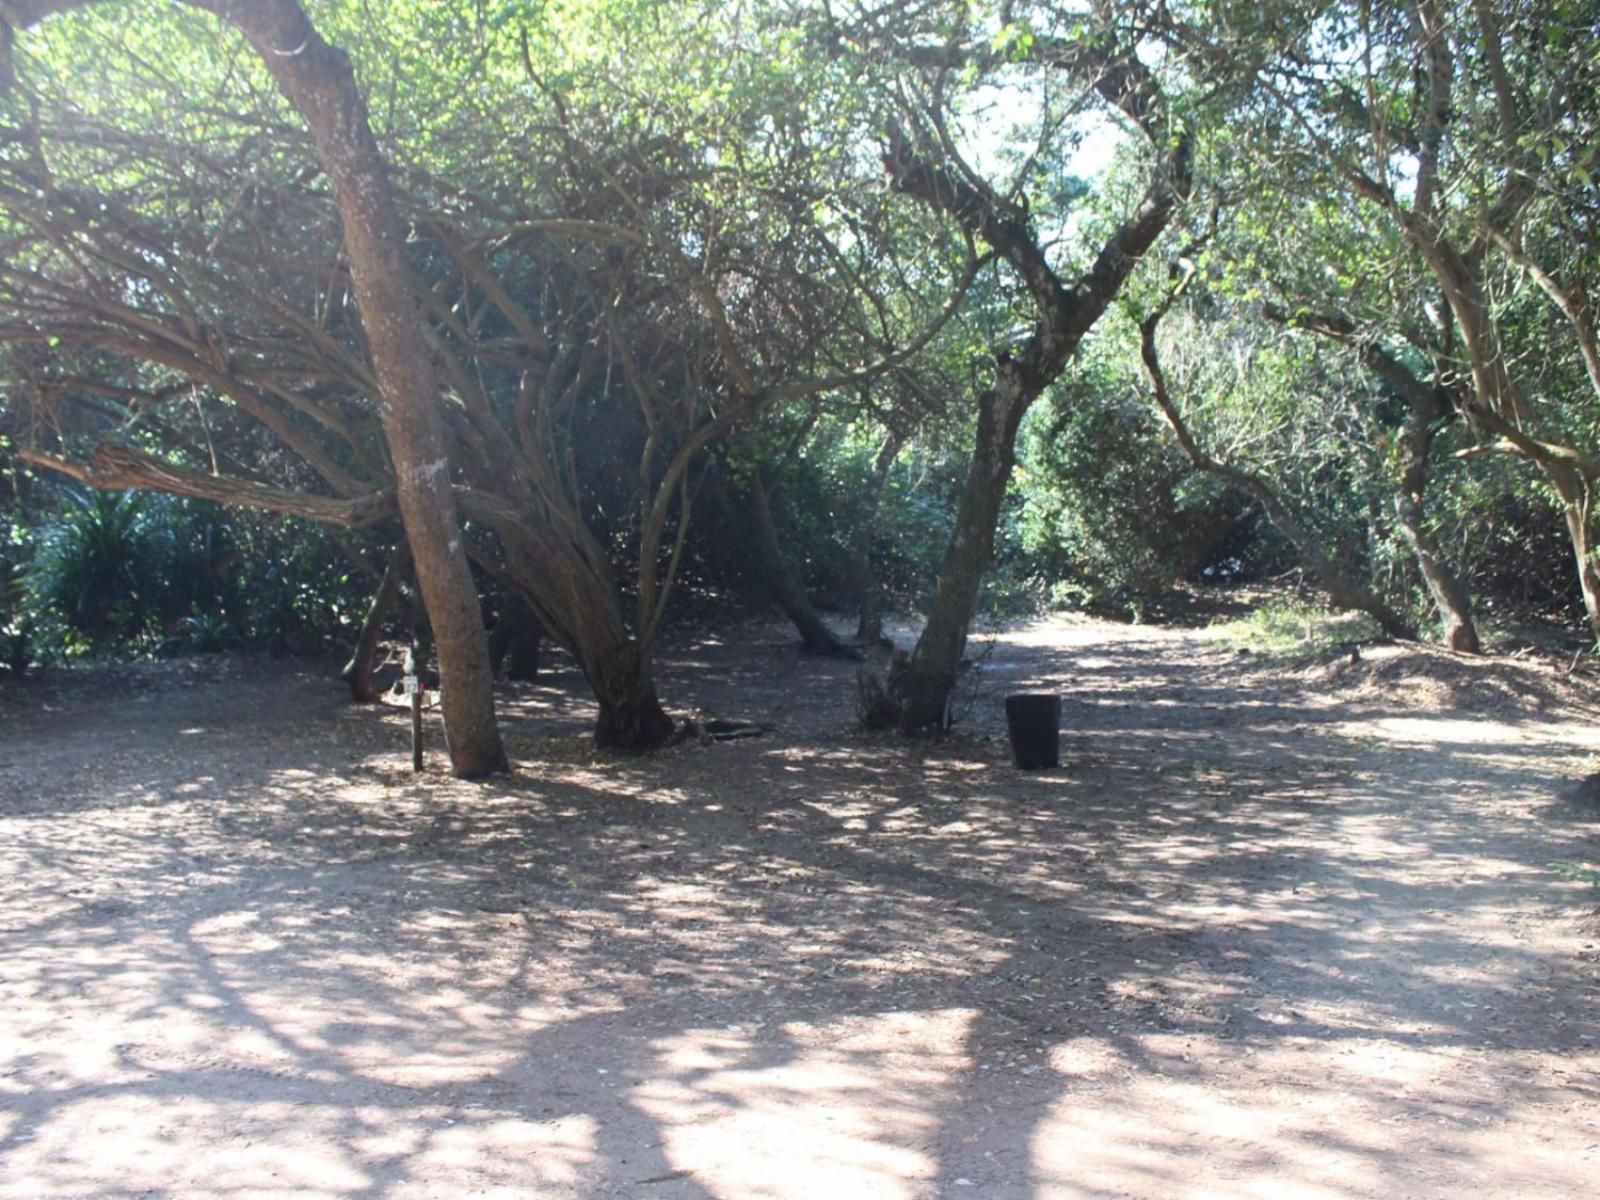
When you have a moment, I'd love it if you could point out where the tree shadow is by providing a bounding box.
[2,619,1597,1196]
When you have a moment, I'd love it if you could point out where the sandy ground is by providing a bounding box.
[1,612,1598,1199]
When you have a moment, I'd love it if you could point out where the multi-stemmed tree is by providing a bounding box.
[1158,0,1600,640]
[856,1,1198,728]
[1,0,975,750]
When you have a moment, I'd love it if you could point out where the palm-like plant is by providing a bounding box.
[27,489,160,651]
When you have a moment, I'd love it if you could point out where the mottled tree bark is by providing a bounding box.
[895,384,1024,730]
[195,0,507,775]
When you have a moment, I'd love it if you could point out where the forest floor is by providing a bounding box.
[2,604,1599,1199]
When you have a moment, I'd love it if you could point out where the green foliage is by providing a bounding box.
[1,0,1595,664]
[870,446,967,611]
[19,486,373,660]
[1014,378,1244,602]
[0,515,32,675]
[1203,599,1380,661]
[25,489,164,654]
[160,612,241,656]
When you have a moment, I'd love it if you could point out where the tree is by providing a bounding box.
[1264,303,1481,650]
[858,3,1196,728]
[1161,0,1600,641]
[1194,106,1485,649]
[4,0,508,774]
[1137,261,1418,641]
[1,0,978,747]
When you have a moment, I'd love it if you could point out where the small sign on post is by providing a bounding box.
[406,675,424,772]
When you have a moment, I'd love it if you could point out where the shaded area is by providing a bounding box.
[1,615,1597,1198]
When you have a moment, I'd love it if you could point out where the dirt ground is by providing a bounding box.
[2,610,1598,1199]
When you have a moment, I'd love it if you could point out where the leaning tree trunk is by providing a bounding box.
[561,588,673,749]
[898,385,1025,730]
[342,543,411,701]
[1392,398,1480,652]
[204,1,507,776]
[853,432,903,647]
[748,472,861,659]
[1139,312,1417,641]
[1547,464,1600,644]
[587,644,676,748]
[880,197,1192,728]
[882,41,1193,731]
[489,532,676,750]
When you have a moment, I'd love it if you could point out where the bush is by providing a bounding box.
[1454,480,1584,624]
[1203,597,1380,660]
[160,613,242,655]
[22,486,379,660]
[26,489,164,653]
[1012,387,1246,603]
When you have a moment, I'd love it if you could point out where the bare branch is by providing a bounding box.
[21,442,397,526]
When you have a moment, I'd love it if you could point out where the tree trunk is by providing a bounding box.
[898,383,1027,730]
[583,627,676,750]
[204,1,506,777]
[1547,464,1600,644]
[486,531,675,750]
[341,543,411,701]
[1392,400,1480,652]
[853,432,903,647]
[749,471,861,659]
[882,46,1193,731]
[488,593,543,681]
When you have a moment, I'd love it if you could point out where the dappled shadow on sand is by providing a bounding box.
[2,617,1598,1198]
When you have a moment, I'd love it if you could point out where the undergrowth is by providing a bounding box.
[1203,599,1381,661]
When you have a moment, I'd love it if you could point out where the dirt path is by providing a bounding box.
[2,615,1597,1198]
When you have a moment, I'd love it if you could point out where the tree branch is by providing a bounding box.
[21,442,397,526]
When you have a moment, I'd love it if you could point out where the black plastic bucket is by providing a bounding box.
[1005,693,1061,769]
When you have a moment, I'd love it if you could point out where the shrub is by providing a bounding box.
[1012,388,1246,602]
[26,489,163,653]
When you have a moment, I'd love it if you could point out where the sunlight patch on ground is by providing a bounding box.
[5,1097,373,1199]
[4,1096,599,1200]
[1343,714,1600,749]
[634,1009,975,1199]
[1033,1033,1584,1200]
[7,619,1599,1198]
[384,1114,598,1198]
[995,615,1183,649]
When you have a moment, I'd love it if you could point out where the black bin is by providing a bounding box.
[1005,693,1061,769]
